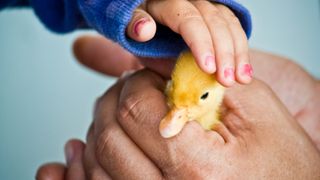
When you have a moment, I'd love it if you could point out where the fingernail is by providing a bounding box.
[242,64,253,77]
[224,67,235,81]
[133,18,149,36]
[65,142,74,165]
[204,55,216,73]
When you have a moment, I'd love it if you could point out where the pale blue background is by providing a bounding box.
[0,0,319,179]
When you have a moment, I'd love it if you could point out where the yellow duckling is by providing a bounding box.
[159,51,225,138]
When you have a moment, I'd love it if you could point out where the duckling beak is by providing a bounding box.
[159,107,189,138]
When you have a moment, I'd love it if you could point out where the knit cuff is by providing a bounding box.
[0,0,29,9]
[31,0,84,33]
[80,0,252,58]
[78,0,185,58]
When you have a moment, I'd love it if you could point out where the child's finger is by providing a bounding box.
[216,4,252,84]
[192,1,235,87]
[146,0,216,74]
[126,7,157,42]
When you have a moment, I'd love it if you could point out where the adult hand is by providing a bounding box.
[36,35,320,179]
[37,69,320,179]
[73,35,320,148]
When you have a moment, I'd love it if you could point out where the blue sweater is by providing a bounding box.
[0,0,252,58]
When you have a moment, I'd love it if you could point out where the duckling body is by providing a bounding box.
[160,51,225,138]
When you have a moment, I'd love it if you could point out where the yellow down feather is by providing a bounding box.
[159,51,225,138]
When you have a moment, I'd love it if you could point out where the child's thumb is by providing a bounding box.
[126,6,156,42]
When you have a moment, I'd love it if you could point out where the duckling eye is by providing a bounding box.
[200,92,209,100]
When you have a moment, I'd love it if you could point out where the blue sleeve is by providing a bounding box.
[0,0,29,8]
[1,0,252,58]
[0,0,86,32]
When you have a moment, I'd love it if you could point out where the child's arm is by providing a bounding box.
[124,0,253,86]
[0,0,29,7]
[1,0,252,86]
[1,0,86,33]
[77,0,252,87]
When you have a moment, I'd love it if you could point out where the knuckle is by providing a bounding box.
[211,16,228,27]
[95,125,118,157]
[117,94,143,124]
[95,85,116,109]
[93,96,104,116]
[220,51,235,61]
[228,15,241,26]
[178,13,203,29]
[235,51,249,62]
[86,123,95,142]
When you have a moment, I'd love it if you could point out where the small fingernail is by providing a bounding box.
[242,64,253,77]
[65,142,74,165]
[224,67,235,81]
[133,18,149,36]
[204,55,216,73]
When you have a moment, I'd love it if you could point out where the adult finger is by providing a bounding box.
[64,139,86,180]
[192,1,235,86]
[215,4,252,84]
[117,69,224,175]
[221,79,303,139]
[73,35,143,77]
[73,35,174,78]
[139,57,175,79]
[36,163,66,180]
[147,0,216,74]
[92,79,163,179]
[126,6,157,42]
[83,124,112,180]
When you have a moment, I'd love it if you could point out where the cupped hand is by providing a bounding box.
[37,70,320,179]
[86,70,320,179]
[125,0,251,86]
[73,35,320,147]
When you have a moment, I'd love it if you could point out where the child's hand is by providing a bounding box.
[126,0,252,87]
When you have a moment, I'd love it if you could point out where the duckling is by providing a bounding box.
[159,51,225,138]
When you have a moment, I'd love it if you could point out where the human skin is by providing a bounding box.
[37,69,320,179]
[72,36,320,148]
[125,0,252,86]
[36,36,320,179]
[71,0,252,86]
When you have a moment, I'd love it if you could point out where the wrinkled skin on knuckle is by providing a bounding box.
[228,15,241,27]
[235,52,249,63]
[117,70,166,126]
[95,124,118,161]
[164,0,202,31]
[176,14,203,35]
[117,93,145,126]
[208,15,228,28]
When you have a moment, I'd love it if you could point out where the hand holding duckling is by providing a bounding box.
[37,69,320,180]
[126,0,253,87]
[36,37,320,180]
